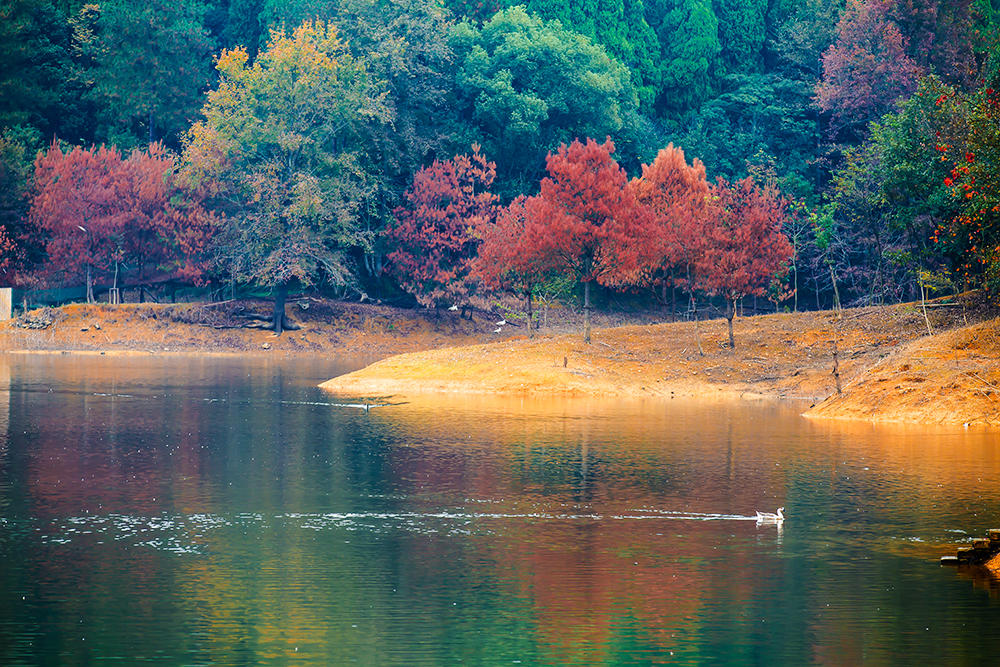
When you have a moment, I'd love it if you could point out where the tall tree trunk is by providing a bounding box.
[670,280,677,320]
[272,283,287,335]
[874,229,884,305]
[525,288,534,339]
[692,296,704,356]
[583,279,591,344]
[832,327,842,395]
[828,261,841,317]
[111,260,120,304]
[791,239,799,312]
[919,273,932,335]
[85,263,94,304]
[792,256,798,313]
[726,297,737,349]
[138,261,146,303]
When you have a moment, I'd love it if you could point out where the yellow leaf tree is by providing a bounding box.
[181,21,391,333]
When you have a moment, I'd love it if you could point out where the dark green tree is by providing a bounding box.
[773,0,842,79]
[676,73,821,190]
[712,0,768,74]
[0,125,43,283]
[506,0,663,107]
[450,6,642,198]
[206,0,266,60]
[0,0,91,143]
[647,0,721,116]
[328,0,468,280]
[83,0,214,147]
[257,0,329,38]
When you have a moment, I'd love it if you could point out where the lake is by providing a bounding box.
[1,353,999,665]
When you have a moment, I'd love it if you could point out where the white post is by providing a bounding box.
[0,287,11,320]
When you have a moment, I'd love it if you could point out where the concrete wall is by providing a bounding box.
[0,287,11,320]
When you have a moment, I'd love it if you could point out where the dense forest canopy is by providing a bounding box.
[2,0,1000,331]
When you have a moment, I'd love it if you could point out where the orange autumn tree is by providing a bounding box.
[474,194,559,336]
[627,143,712,315]
[387,145,498,315]
[697,177,794,349]
[529,137,649,343]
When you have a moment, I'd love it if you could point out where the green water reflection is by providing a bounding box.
[1,354,999,665]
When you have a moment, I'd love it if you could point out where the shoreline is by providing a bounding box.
[318,303,1000,429]
[3,297,997,428]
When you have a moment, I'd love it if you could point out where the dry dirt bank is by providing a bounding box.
[0,298,529,357]
[804,315,1000,427]
[3,296,995,427]
[0,297,658,357]
[321,296,1000,427]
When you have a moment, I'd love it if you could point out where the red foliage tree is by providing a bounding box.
[532,137,649,343]
[387,145,498,313]
[0,225,15,278]
[696,178,794,349]
[30,140,213,302]
[627,143,712,315]
[816,0,922,138]
[113,143,216,298]
[30,141,121,302]
[474,195,559,336]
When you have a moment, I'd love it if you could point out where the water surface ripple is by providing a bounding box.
[1,353,999,665]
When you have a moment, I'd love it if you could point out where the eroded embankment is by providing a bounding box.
[321,305,1000,425]
[804,316,1000,427]
[321,301,1000,427]
[0,299,518,357]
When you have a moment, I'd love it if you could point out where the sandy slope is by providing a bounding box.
[321,298,1000,427]
[804,316,1000,427]
[2,296,995,427]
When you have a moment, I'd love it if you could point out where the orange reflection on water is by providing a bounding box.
[6,356,1000,664]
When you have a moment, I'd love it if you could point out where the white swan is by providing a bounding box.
[755,507,784,522]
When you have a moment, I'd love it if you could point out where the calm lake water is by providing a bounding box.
[2,353,1000,665]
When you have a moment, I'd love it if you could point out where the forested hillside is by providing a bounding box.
[1,0,998,332]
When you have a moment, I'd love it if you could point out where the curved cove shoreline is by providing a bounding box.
[1,298,996,428]
[320,304,1000,429]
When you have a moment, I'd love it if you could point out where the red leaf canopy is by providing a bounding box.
[387,146,498,307]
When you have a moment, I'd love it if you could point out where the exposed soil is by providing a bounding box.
[805,314,1000,427]
[2,294,997,427]
[320,295,1000,428]
[0,297,651,357]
